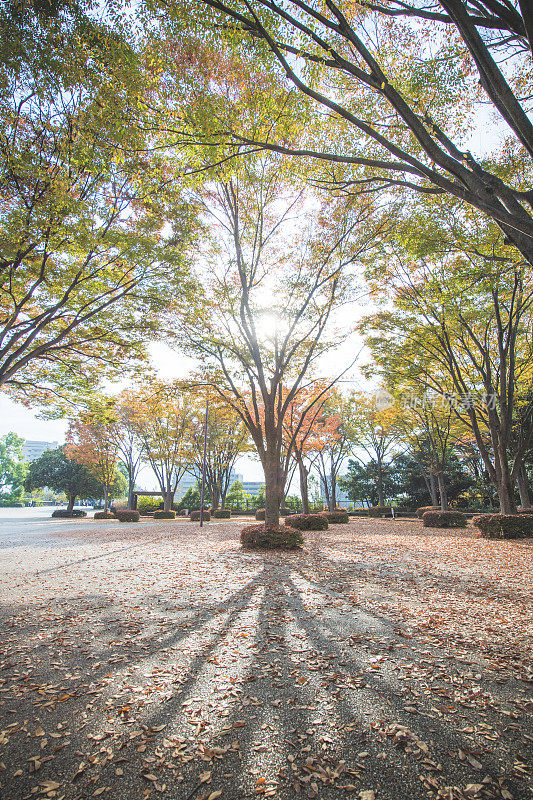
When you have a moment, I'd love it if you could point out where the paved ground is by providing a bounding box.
[0,513,531,800]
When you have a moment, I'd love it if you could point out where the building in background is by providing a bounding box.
[22,440,59,462]
[241,480,265,497]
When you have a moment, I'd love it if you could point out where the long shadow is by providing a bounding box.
[0,551,531,800]
[116,560,531,798]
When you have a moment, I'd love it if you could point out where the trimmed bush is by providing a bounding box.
[240,523,303,550]
[280,507,294,517]
[368,505,393,518]
[517,507,533,514]
[115,510,140,523]
[472,513,533,539]
[285,513,328,531]
[94,511,116,520]
[349,509,369,517]
[52,509,87,518]
[255,509,266,521]
[422,510,467,528]
[212,509,231,519]
[190,510,211,522]
[153,510,176,520]
[321,511,349,524]
[416,505,440,518]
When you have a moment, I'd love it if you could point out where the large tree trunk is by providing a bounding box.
[428,472,439,506]
[103,486,109,513]
[329,455,336,511]
[298,457,310,514]
[437,472,448,511]
[264,451,282,526]
[321,474,331,510]
[127,471,135,510]
[517,464,532,508]
[376,456,384,507]
[495,442,517,514]
[67,493,76,512]
[211,485,220,511]
[163,484,172,511]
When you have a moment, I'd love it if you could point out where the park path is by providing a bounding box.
[0,517,531,800]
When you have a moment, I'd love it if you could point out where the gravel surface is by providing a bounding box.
[0,516,531,800]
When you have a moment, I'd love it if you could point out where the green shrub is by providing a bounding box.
[422,510,467,528]
[321,511,349,523]
[368,506,393,518]
[472,514,533,539]
[52,509,87,518]
[137,496,161,515]
[240,523,303,550]
[349,509,369,517]
[94,511,116,520]
[416,505,440,518]
[115,510,140,523]
[279,507,293,517]
[255,508,266,521]
[285,513,328,531]
[212,509,231,519]
[153,510,176,520]
[190,510,211,522]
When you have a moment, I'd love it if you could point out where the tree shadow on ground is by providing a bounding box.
[0,553,531,800]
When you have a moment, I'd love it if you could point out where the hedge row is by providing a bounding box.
[472,514,533,539]
[51,509,87,518]
[212,509,231,519]
[422,511,467,528]
[416,505,440,518]
[285,513,329,531]
[115,510,140,523]
[321,510,349,524]
[241,524,303,550]
[94,511,116,520]
[190,510,210,522]
[367,506,393,518]
[154,510,176,520]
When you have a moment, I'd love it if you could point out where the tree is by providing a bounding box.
[24,446,102,511]
[0,0,197,404]
[225,480,252,512]
[179,159,375,529]
[363,234,533,513]
[127,382,192,511]
[315,392,358,510]
[281,384,338,513]
[349,393,405,507]
[114,391,145,510]
[66,405,120,512]
[0,432,27,502]
[390,451,474,509]
[339,458,398,507]
[188,392,250,509]
[178,483,212,511]
[163,0,533,265]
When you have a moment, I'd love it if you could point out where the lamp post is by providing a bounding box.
[199,399,209,527]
